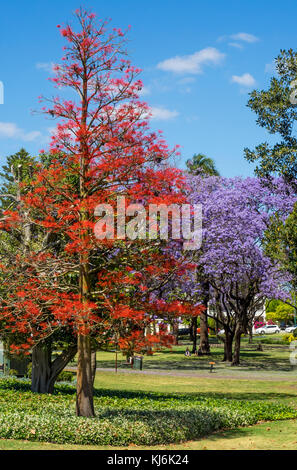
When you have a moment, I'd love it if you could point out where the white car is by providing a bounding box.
[255,324,280,335]
[285,326,297,333]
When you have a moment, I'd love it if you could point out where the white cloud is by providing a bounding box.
[157,47,225,74]
[228,42,244,49]
[230,32,259,43]
[219,33,259,47]
[0,122,42,141]
[149,107,179,120]
[22,131,42,142]
[36,62,55,73]
[231,73,256,87]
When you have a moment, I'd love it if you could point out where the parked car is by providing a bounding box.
[255,324,280,335]
[285,325,297,333]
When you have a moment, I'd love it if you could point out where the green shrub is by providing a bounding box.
[56,371,75,382]
[8,369,18,377]
[257,336,285,345]
[281,333,293,344]
[26,363,32,378]
[0,378,295,446]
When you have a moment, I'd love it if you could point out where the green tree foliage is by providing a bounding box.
[0,150,78,392]
[263,207,297,291]
[0,148,36,210]
[266,303,295,323]
[266,298,283,313]
[186,153,220,176]
[244,49,297,183]
[245,50,297,317]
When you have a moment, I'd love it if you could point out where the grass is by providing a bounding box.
[1,337,297,450]
[92,370,297,408]
[67,336,297,377]
[0,371,297,449]
[0,377,295,446]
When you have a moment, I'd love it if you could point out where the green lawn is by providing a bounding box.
[1,337,296,450]
[1,375,295,446]
[68,336,296,378]
[0,370,297,450]
[93,369,297,402]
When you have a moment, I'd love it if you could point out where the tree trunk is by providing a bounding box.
[172,321,179,345]
[198,280,210,355]
[223,331,233,362]
[91,350,97,386]
[232,325,242,366]
[31,341,77,394]
[76,334,95,417]
[248,325,253,344]
[190,317,198,353]
[198,311,210,355]
[31,342,51,393]
[75,51,95,418]
[47,344,77,393]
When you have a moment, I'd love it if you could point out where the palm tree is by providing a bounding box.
[186,153,219,356]
[186,153,219,176]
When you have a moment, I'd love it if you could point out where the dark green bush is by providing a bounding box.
[56,371,75,382]
[8,369,18,377]
[26,363,32,378]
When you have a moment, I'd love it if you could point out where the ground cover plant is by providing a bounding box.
[0,377,296,446]
[0,418,296,450]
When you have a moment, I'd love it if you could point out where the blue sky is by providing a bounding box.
[0,0,295,176]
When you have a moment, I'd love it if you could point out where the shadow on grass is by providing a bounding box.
[92,387,297,402]
[93,341,293,373]
[96,350,225,371]
[96,357,293,373]
[1,378,297,403]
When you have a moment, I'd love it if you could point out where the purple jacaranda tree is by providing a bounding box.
[183,175,296,365]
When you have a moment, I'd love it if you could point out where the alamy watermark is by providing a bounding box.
[94,196,202,250]
[0,81,3,105]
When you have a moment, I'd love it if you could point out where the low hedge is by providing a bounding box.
[0,378,296,445]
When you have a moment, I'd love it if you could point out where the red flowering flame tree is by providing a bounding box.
[0,9,203,417]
